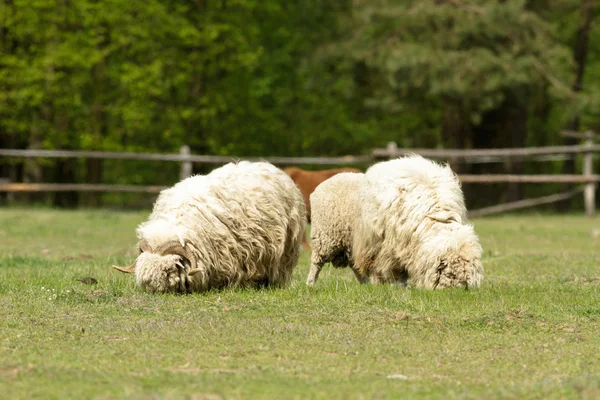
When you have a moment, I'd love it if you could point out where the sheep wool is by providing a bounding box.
[306,172,365,285]
[284,166,362,249]
[283,167,362,222]
[113,161,306,293]
[355,155,483,288]
[308,155,483,289]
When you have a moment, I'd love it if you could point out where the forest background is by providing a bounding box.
[0,0,598,209]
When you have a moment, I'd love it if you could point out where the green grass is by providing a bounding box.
[1,208,600,399]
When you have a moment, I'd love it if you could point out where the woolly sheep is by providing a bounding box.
[307,155,483,289]
[113,161,306,293]
[284,166,362,249]
[306,172,365,285]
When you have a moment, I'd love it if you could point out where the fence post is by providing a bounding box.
[386,141,398,159]
[583,132,596,217]
[179,145,193,181]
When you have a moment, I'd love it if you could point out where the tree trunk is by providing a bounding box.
[85,159,103,207]
[0,0,18,203]
[23,133,46,204]
[503,96,529,203]
[470,105,504,208]
[470,92,529,207]
[441,100,469,151]
[441,98,470,173]
[557,0,595,212]
[441,99,479,207]
[0,133,17,203]
[53,159,79,208]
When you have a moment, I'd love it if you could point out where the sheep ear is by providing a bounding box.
[112,263,136,274]
[427,211,459,223]
[188,268,202,276]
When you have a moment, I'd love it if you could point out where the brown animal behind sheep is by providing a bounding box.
[284,167,362,249]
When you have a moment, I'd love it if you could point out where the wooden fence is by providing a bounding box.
[0,130,597,217]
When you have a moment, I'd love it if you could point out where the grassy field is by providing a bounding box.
[1,208,599,399]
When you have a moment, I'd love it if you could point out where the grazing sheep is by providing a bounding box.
[306,172,365,285]
[307,155,483,289]
[284,166,361,249]
[113,161,306,293]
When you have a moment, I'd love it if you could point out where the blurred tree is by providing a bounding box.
[314,0,587,205]
[556,0,597,211]
[0,0,598,209]
[0,0,266,204]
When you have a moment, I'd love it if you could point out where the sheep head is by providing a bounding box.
[430,224,483,290]
[112,239,201,293]
[416,221,483,290]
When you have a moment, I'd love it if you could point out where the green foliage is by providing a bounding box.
[1,0,599,205]
[0,0,264,153]
[327,0,581,123]
[0,0,489,158]
[2,209,600,398]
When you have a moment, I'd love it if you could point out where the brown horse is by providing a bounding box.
[284,167,362,249]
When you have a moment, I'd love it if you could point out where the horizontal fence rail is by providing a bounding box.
[0,129,597,217]
[372,144,600,159]
[0,183,168,193]
[458,174,600,183]
[468,187,585,218]
[1,175,598,193]
[454,154,572,164]
[0,149,372,165]
[0,145,597,163]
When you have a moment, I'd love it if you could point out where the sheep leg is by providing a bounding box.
[369,272,385,285]
[306,249,325,285]
[392,269,409,288]
[350,266,369,284]
[306,231,324,285]
[306,261,323,286]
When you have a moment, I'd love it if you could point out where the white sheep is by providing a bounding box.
[113,161,306,293]
[306,172,365,285]
[307,155,483,289]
